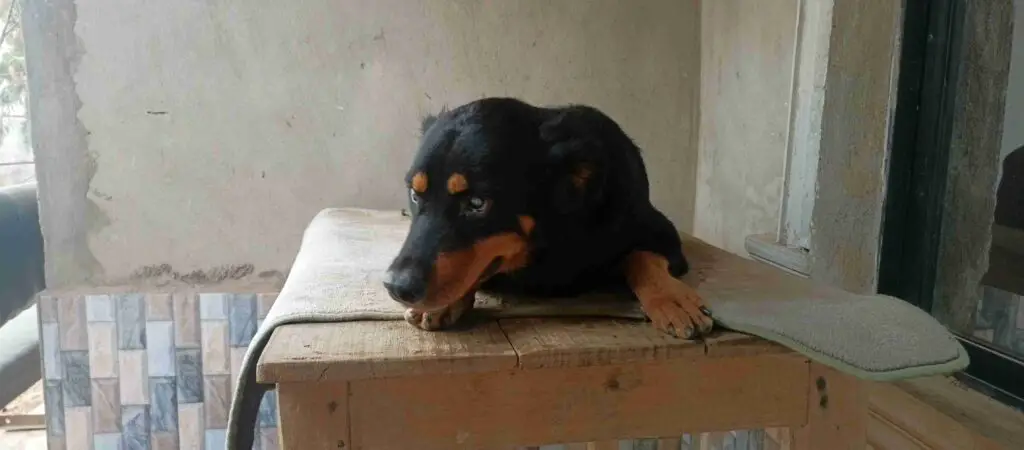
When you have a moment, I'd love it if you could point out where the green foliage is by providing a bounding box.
[0,0,25,144]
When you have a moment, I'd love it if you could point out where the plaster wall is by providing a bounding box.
[694,0,799,256]
[29,0,702,287]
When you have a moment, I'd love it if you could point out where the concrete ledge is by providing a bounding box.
[744,233,810,277]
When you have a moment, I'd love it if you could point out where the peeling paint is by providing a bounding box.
[89,189,113,201]
[24,0,105,287]
[257,270,286,282]
[127,263,256,286]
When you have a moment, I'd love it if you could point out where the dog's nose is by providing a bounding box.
[383,268,427,304]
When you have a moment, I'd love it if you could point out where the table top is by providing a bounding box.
[257,317,791,383]
[255,216,818,384]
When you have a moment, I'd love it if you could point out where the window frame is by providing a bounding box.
[878,0,1024,410]
[778,0,832,252]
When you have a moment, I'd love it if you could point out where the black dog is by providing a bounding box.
[383,97,713,338]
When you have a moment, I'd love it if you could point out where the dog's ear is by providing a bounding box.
[420,104,450,136]
[540,114,607,214]
[420,113,439,135]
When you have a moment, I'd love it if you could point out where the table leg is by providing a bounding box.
[277,382,351,450]
[657,437,682,449]
[792,363,868,449]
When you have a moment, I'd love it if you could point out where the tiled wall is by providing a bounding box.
[37,292,279,450]
[36,291,791,450]
[516,429,788,449]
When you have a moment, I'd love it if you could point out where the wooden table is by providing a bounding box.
[257,318,868,449]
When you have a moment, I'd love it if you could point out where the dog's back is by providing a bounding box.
[476,99,668,297]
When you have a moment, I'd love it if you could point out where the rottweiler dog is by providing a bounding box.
[383,97,713,339]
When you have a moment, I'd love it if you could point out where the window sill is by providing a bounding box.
[870,376,1024,449]
[743,233,810,278]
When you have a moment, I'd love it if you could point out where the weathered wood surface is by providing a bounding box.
[259,207,963,384]
[499,317,788,370]
[258,320,518,383]
[257,232,805,383]
[791,364,868,450]
[258,318,789,383]
[256,209,879,449]
[276,353,809,450]
[261,319,877,450]
[276,382,350,450]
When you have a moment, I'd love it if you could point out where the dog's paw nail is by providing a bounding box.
[699,306,712,317]
[404,308,440,331]
[699,320,714,333]
[403,309,420,323]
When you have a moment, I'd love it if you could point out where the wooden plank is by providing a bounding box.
[345,354,809,449]
[277,382,350,450]
[257,321,518,383]
[867,410,930,450]
[586,442,618,450]
[791,363,868,450]
[872,378,1016,449]
[0,413,46,431]
[499,318,790,370]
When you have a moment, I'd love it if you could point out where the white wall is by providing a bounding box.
[47,0,702,285]
[694,0,799,255]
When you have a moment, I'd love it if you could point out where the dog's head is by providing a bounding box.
[383,98,605,311]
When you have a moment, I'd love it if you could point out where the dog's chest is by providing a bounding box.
[487,232,629,296]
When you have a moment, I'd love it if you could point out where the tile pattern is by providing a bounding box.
[518,430,773,450]
[39,292,279,450]
[40,291,781,450]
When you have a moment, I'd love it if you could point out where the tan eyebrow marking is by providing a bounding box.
[518,215,535,235]
[411,172,428,193]
[447,173,469,195]
[571,164,593,189]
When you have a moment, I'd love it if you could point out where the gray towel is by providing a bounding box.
[226,208,968,449]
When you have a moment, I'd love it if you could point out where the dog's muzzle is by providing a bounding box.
[383,257,504,307]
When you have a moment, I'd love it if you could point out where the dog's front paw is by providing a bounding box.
[637,279,714,339]
[403,294,475,331]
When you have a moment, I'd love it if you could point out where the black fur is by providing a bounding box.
[389,97,689,300]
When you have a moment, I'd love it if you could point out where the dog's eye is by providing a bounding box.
[464,196,490,217]
[409,188,420,204]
